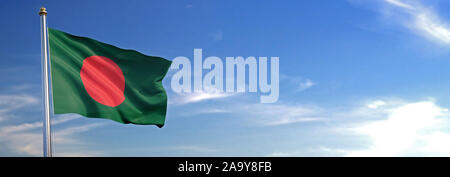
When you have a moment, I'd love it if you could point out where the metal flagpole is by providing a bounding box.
[39,7,52,157]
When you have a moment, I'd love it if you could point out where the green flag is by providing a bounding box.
[49,28,172,127]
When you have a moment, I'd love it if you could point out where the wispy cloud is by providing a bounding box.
[0,93,104,156]
[53,122,105,145]
[380,0,450,45]
[182,92,232,103]
[296,79,315,92]
[0,95,37,122]
[169,90,236,105]
[1,114,79,134]
[385,0,414,9]
[183,100,323,126]
[281,75,315,93]
[0,114,104,156]
[9,84,36,92]
[241,103,323,126]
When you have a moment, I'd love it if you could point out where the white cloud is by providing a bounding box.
[1,132,42,155]
[171,96,323,126]
[385,0,414,9]
[9,84,36,92]
[186,102,323,126]
[55,122,104,139]
[381,0,450,45]
[169,90,236,105]
[0,95,37,109]
[367,100,386,109]
[51,123,106,152]
[244,103,323,126]
[281,75,315,93]
[346,99,450,156]
[0,113,104,156]
[262,98,450,156]
[0,121,104,156]
[296,79,315,92]
[183,92,231,103]
[0,94,103,156]
[0,95,38,121]
[1,114,79,134]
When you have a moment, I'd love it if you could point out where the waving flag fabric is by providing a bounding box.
[49,28,171,127]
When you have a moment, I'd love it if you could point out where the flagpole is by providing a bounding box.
[39,7,52,157]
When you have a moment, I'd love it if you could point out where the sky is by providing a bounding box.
[2,0,450,156]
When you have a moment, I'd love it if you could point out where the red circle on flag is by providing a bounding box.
[80,56,125,107]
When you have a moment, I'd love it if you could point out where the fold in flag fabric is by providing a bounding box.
[49,28,172,127]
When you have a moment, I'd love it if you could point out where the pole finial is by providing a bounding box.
[39,7,47,16]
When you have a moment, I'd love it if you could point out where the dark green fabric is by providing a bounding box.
[49,28,171,127]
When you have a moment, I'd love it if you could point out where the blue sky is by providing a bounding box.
[3,0,450,156]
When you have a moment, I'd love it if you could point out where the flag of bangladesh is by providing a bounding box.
[49,28,172,127]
